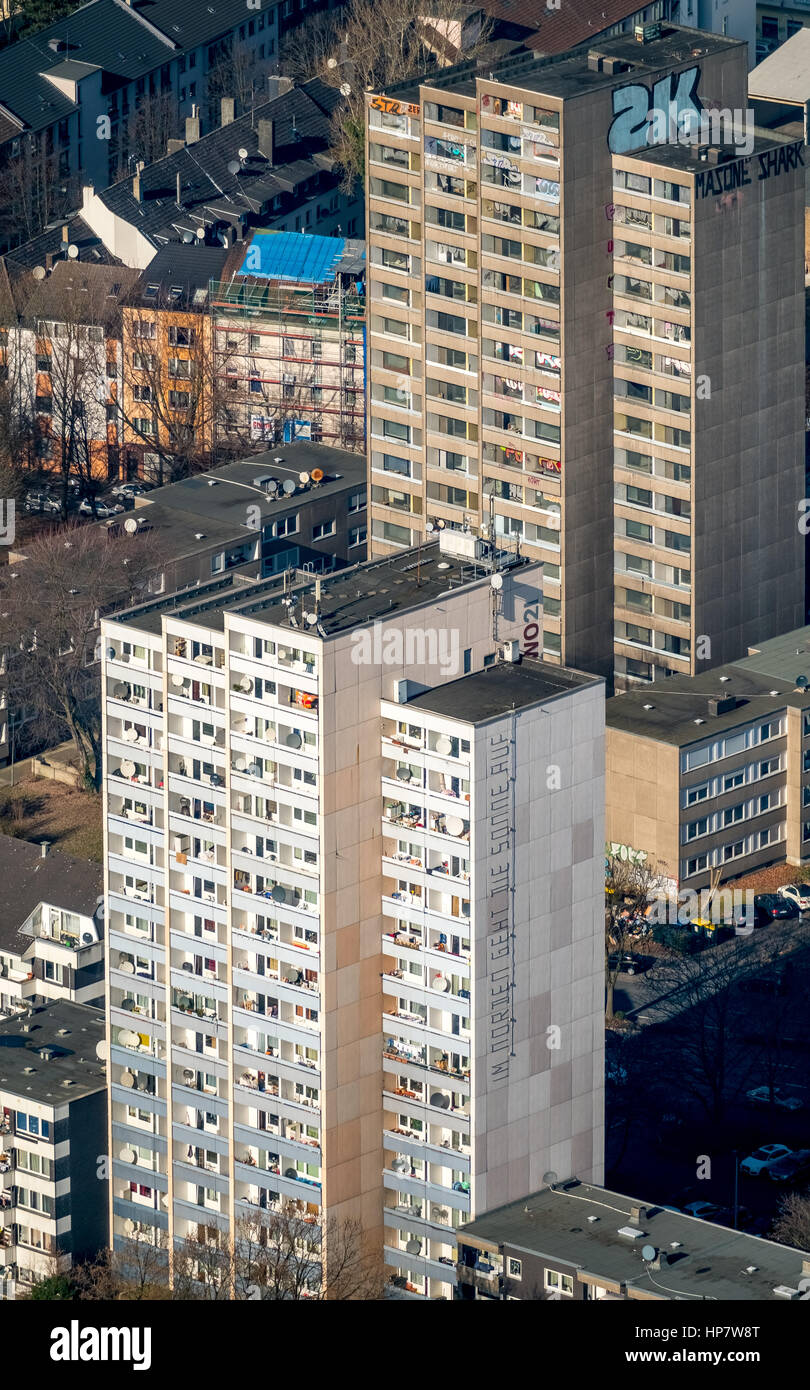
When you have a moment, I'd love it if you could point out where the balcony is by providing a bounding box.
[457,1262,502,1295]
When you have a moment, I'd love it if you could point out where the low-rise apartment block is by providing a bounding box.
[100,531,604,1299]
[0,1000,107,1300]
[456,1178,810,1300]
[0,839,104,1016]
[211,230,366,454]
[606,624,810,891]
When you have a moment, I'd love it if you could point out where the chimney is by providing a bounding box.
[258,119,274,164]
[266,75,293,101]
[176,171,182,206]
[185,105,201,145]
[167,137,185,156]
[221,97,235,127]
[132,161,144,203]
[40,840,50,858]
[630,1205,646,1225]
[45,252,54,273]
[802,1258,810,1278]
[61,223,69,244]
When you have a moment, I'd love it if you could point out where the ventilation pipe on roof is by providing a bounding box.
[186,107,201,146]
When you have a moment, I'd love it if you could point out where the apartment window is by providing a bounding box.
[508,1257,522,1280]
[686,854,709,877]
[625,520,652,543]
[349,525,366,548]
[544,1270,574,1296]
[312,520,335,540]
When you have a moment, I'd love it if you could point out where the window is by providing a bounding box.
[544,1269,574,1295]
[349,525,366,548]
[312,520,335,540]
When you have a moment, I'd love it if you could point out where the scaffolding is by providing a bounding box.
[210,275,366,454]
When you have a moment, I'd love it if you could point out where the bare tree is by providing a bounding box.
[205,41,267,124]
[73,1232,171,1301]
[296,0,493,190]
[0,522,165,788]
[771,1191,810,1252]
[605,852,667,1020]
[120,298,224,484]
[278,11,344,86]
[124,93,184,172]
[0,140,77,252]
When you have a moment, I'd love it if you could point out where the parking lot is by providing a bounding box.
[607,917,810,1238]
[21,477,156,524]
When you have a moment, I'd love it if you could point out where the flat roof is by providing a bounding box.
[460,1179,810,1300]
[0,1000,106,1106]
[749,28,810,104]
[111,541,534,640]
[119,442,365,567]
[621,129,797,173]
[387,25,743,104]
[406,658,600,724]
[606,626,810,745]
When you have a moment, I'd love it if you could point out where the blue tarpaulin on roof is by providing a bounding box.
[239,231,347,283]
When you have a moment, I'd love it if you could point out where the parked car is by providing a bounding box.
[777,883,810,912]
[41,495,63,515]
[23,490,51,513]
[768,1150,810,1184]
[682,1200,724,1221]
[607,952,648,976]
[740,1144,792,1177]
[746,1087,804,1112]
[78,498,124,517]
[753,893,799,921]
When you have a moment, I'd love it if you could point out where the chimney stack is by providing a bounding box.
[176,171,182,206]
[258,119,274,164]
[221,97,235,127]
[40,840,50,858]
[132,160,144,203]
[167,137,184,156]
[266,75,293,101]
[61,223,69,244]
[185,105,201,145]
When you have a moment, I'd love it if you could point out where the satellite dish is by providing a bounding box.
[95,1040,109,1061]
[239,675,253,693]
[182,231,194,244]
[32,265,46,281]
[119,960,136,974]
[227,160,241,176]
[124,516,139,535]
[327,57,337,68]
[122,727,138,742]
[445,816,464,836]
[298,471,310,484]
[285,732,302,748]
[435,518,446,530]
[435,734,453,756]
[543,1170,559,1186]
[433,974,449,992]
[490,573,503,591]
[238,147,249,161]
[170,673,186,687]
[120,759,137,777]
[340,83,352,97]
[311,468,324,483]
[113,681,130,698]
[282,479,296,496]
[405,1239,422,1255]
[425,521,435,533]
[642,1245,657,1262]
[430,1092,451,1109]
[796,675,809,689]
[196,227,206,240]
[119,1071,135,1089]
[67,243,79,259]
[271,885,287,903]
[265,478,278,495]
[235,757,247,772]
[304,613,318,626]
